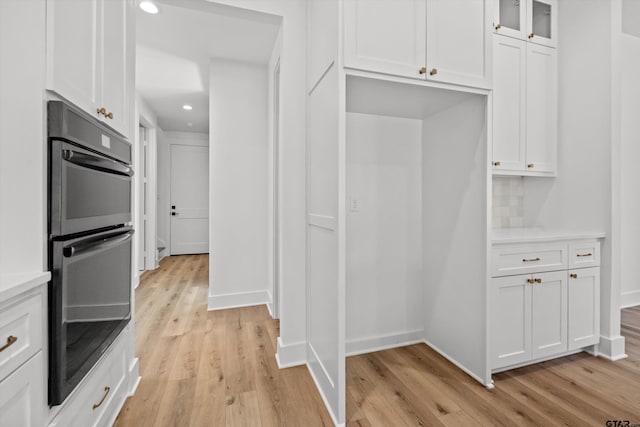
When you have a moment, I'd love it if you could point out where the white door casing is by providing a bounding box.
[170,144,209,255]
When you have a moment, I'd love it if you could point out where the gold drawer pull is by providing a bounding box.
[534,278,542,284]
[493,161,501,166]
[419,67,427,75]
[522,257,541,263]
[92,386,111,410]
[577,253,593,257]
[0,336,17,352]
[106,111,114,120]
[429,68,438,76]
[527,278,535,284]
[570,273,578,279]
[527,163,535,168]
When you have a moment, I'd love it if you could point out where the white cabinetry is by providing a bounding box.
[492,35,557,175]
[494,0,557,48]
[491,239,601,371]
[46,0,133,138]
[343,0,492,88]
[0,276,48,427]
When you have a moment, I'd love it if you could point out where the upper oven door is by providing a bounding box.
[50,140,133,237]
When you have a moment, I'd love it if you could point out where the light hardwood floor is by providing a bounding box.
[115,255,640,426]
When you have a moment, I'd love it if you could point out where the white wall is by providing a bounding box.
[209,59,269,310]
[346,113,424,355]
[205,1,307,363]
[523,0,624,358]
[422,96,489,386]
[616,2,640,308]
[0,0,46,274]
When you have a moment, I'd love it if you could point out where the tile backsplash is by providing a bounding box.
[493,176,524,229]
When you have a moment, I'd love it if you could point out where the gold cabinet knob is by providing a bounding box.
[429,68,438,76]
[419,67,427,75]
[534,278,542,283]
[493,161,501,166]
[106,111,114,119]
[528,33,534,39]
[570,273,578,279]
[527,163,534,169]
[97,107,107,116]
[527,278,535,284]
[495,24,502,30]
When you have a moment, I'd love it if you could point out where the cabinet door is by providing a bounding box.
[100,0,131,137]
[46,0,100,116]
[526,0,557,48]
[426,0,492,89]
[568,267,600,351]
[525,43,557,173]
[491,274,531,369]
[0,352,45,427]
[531,270,567,359]
[492,35,526,171]
[494,0,527,40]
[343,0,426,79]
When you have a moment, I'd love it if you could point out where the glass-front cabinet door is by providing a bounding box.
[527,0,557,47]
[494,0,557,47]
[494,0,527,40]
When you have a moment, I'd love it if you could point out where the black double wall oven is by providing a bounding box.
[48,101,134,405]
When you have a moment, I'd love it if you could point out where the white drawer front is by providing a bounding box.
[568,242,600,269]
[0,351,46,427]
[492,244,567,277]
[50,329,127,427]
[0,293,43,381]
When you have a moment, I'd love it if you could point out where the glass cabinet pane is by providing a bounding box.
[500,0,521,31]
[532,1,552,39]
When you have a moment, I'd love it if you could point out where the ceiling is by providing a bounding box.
[136,0,281,133]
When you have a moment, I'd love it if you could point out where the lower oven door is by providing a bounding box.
[49,227,134,406]
[50,139,133,237]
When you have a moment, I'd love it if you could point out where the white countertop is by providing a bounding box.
[0,271,50,302]
[492,228,606,245]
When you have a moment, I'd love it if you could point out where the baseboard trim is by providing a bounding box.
[127,357,141,396]
[423,339,492,388]
[207,290,270,311]
[621,290,640,308]
[346,330,424,357]
[132,274,140,290]
[276,337,306,368]
[597,335,627,361]
[266,290,274,319]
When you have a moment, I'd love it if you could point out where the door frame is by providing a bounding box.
[136,116,158,274]
[271,57,282,319]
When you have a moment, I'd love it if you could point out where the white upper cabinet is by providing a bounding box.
[343,0,426,79]
[47,0,133,138]
[494,0,557,48]
[343,0,492,89]
[492,36,556,175]
[425,0,492,89]
[492,36,526,171]
[525,43,557,173]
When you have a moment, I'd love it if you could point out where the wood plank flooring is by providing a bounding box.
[113,255,333,427]
[115,255,640,426]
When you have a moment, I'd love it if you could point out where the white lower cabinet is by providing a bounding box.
[0,352,46,427]
[568,267,600,351]
[49,326,129,427]
[491,239,601,371]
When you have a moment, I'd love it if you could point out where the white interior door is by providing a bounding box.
[170,144,209,255]
[138,125,147,271]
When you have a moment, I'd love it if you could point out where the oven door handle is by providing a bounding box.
[63,231,135,258]
[63,149,133,177]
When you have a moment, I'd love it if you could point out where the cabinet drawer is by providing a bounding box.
[568,242,600,269]
[0,293,43,381]
[492,244,567,277]
[49,330,127,427]
[0,351,46,427]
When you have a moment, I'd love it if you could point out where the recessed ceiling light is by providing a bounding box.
[139,1,159,14]
[182,104,193,111]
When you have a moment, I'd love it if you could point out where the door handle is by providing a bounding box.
[171,212,177,216]
[171,205,176,210]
